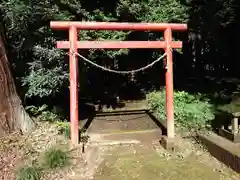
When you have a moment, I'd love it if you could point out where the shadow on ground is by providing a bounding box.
[78,104,166,136]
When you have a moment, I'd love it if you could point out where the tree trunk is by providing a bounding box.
[0,33,35,137]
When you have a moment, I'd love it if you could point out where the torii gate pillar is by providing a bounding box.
[69,26,79,145]
[164,27,174,139]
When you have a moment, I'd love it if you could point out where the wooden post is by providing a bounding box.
[69,26,79,146]
[164,27,174,139]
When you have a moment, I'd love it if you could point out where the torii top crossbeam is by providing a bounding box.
[50,21,187,146]
[50,21,187,31]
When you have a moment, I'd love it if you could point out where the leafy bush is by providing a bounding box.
[16,166,41,180]
[56,121,71,139]
[22,46,68,98]
[44,148,69,169]
[147,89,215,130]
[56,121,89,143]
[25,105,61,122]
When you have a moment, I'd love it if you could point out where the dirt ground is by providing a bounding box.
[1,114,240,180]
[0,122,68,180]
[76,111,240,180]
[94,140,240,180]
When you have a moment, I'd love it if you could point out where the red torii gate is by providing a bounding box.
[50,21,187,146]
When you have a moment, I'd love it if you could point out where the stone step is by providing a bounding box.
[86,113,161,134]
[88,129,162,145]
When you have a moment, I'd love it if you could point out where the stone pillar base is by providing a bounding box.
[160,136,178,152]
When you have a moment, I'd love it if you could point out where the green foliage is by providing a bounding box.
[144,0,189,23]
[15,147,71,179]
[22,46,68,98]
[147,89,215,130]
[1,0,73,99]
[1,0,190,101]
[16,166,41,180]
[25,104,48,116]
[25,105,61,122]
[218,100,240,114]
[56,121,89,143]
[3,0,237,115]
[44,148,70,169]
[56,121,71,139]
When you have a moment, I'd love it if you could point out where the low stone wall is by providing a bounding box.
[198,133,240,173]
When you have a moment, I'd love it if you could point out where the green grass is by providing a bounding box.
[44,148,70,169]
[16,166,41,180]
[56,121,89,143]
[15,147,71,179]
[56,121,71,139]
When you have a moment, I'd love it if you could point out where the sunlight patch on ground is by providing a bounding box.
[94,145,237,180]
